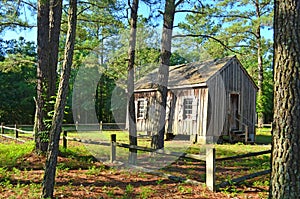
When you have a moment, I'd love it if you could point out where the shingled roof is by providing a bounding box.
[135,56,236,91]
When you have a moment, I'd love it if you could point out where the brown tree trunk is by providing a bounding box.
[255,0,264,128]
[152,0,177,149]
[35,0,62,153]
[127,0,139,164]
[270,0,300,198]
[35,0,50,152]
[41,0,77,197]
[48,0,62,97]
[257,27,264,128]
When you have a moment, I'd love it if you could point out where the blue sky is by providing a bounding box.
[1,1,273,44]
[2,27,37,42]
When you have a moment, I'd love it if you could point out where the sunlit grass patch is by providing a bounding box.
[255,127,272,144]
[0,141,34,168]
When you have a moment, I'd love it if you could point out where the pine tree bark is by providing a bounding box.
[127,0,139,164]
[255,0,264,128]
[35,0,62,153]
[35,0,50,152]
[48,0,62,97]
[41,0,77,197]
[152,0,176,149]
[270,0,300,198]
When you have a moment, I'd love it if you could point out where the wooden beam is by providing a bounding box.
[206,147,216,191]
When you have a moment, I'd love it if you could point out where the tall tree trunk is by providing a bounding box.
[41,0,77,197]
[34,0,50,152]
[35,0,62,153]
[152,0,176,149]
[48,0,62,97]
[270,0,300,198]
[255,0,264,128]
[127,0,139,164]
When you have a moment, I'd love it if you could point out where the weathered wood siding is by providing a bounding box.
[172,89,199,135]
[206,74,226,142]
[134,91,156,133]
[134,89,209,137]
[207,59,257,140]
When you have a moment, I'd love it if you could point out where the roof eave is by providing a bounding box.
[134,82,207,92]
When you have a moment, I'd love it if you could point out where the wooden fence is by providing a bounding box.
[0,123,34,142]
[62,132,271,191]
[0,123,271,192]
[214,149,271,191]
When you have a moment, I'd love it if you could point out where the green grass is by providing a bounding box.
[255,127,272,144]
[0,141,34,168]
[215,143,271,158]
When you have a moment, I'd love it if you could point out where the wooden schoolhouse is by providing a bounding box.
[133,56,258,143]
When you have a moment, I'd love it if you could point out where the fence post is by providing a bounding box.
[206,146,216,192]
[1,123,4,134]
[100,121,103,132]
[110,134,116,163]
[15,124,18,138]
[63,131,67,149]
[75,121,78,131]
[245,126,249,144]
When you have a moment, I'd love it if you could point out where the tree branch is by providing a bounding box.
[175,0,184,8]
[175,10,205,14]
[212,14,252,19]
[0,22,36,28]
[77,6,91,16]
[77,1,107,9]
[128,0,132,10]
[21,0,37,10]
[172,34,244,54]
[245,30,259,38]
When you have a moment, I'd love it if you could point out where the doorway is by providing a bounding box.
[230,93,239,130]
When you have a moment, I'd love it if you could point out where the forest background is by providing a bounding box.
[0,0,273,126]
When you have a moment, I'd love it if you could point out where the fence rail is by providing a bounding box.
[3,122,126,131]
[216,150,271,161]
[1,123,33,141]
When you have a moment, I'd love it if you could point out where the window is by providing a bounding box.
[183,98,193,119]
[137,99,147,119]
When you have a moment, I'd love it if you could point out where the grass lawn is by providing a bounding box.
[255,127,272,144]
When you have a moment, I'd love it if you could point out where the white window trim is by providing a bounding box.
[137,98,147,119]
[182,96,198,121]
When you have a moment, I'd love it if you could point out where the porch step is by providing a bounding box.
[231,130,245,135]
[230,129,251,143]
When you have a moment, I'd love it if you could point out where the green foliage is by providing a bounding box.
[36,131,49,143]
[140,186,155,199]
[86,165,106,175]
[177,184,193,194]
[0,1,35,33]
[104,19,162,82]
[125,183,134,197]
[0,38,36,124]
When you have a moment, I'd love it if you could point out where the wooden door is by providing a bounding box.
[230,94,239,130]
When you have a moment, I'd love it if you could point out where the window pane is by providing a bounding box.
[183,98,193,119]
[138,99,146,118]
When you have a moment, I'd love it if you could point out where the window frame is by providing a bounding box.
[183,97,194,120]
[137,98,147,119]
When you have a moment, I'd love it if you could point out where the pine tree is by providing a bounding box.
[270,0,300,197]
[41,0,77,197]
